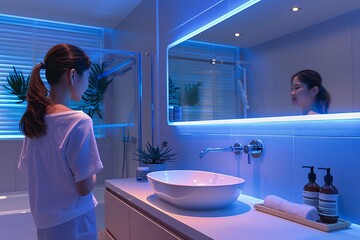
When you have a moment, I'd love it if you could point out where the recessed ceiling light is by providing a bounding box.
[234,32,241,37]
[291,7,301,12]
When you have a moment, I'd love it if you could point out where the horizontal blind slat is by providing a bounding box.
[0,13,103,139]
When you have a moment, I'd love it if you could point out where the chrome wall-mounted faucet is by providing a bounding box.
[244,140,264,164]
[199,140,264,164]
[199,143,242,159]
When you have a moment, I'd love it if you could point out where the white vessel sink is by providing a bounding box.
[147,170,245,210]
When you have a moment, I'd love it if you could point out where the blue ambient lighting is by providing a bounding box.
[169,112,360,126]
[0,13,101,30]
[167,0,262,49]
[93,123,135,129]
[167,0,360,126]
[167,0,262,126]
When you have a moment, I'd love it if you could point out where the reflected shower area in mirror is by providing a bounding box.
[167,0,360,124]
[168,41,248,122]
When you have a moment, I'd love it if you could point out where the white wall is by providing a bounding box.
[113,0,156,145]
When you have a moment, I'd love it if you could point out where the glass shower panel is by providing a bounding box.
[84,48,142,182]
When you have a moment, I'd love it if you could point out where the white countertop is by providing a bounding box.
[105,178,360,240]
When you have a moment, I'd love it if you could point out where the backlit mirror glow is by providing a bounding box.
[167,0,360,125]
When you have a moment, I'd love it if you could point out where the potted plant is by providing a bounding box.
[135,141,177,172]
[2,66,29,103]
[77,62,113,119]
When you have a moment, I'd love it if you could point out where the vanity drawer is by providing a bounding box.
[105,190,130,240]
[105,189,183,240]
[129,206,182,240]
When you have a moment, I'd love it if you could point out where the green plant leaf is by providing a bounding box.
[135,141,177,164]
[77,63,113,119]
[2,66,29,103]
[182,81,201,106]
[169,77,180,106]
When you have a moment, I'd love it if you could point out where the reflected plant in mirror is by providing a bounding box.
[167,0,360,123]
[169,79,202,121]
[168,77,180,106]
[182,81,201,106]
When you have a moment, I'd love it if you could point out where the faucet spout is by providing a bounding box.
[199,143,242,159]
[199,147,231,159]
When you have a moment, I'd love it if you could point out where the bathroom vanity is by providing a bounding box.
[104,179,360,240]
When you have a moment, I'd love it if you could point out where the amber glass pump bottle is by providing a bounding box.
[318,167,339,223]
[302,166,320,209]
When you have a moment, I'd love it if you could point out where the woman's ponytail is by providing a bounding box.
[315,85,331,114]
[19,64,51,138]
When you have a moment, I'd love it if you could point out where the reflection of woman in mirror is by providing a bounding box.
[291,69,331,115]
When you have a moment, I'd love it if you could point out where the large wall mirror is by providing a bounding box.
[167,0,360,123]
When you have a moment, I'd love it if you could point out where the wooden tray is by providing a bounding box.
[254,203,351,232]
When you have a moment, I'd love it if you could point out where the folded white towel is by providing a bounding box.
[264,195,319,221]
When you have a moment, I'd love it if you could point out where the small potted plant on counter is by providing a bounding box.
[135,141,177,173]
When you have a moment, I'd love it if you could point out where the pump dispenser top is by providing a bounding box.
[302,166,318,183]
[318,167,339,223]
[302,166,320,208]
[319,168,335,185]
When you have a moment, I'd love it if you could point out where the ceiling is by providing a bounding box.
[192,0,360,48]
[0,0,143,28]
[2,0,360,44]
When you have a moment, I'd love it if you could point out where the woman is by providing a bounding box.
[18,43,103,240]
[291,69,331,115]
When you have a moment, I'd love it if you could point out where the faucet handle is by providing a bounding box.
[244,140,264,164]
[244,145,253,164]
[232,143,242,155]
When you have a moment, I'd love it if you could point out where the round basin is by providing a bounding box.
[147,170,245,210]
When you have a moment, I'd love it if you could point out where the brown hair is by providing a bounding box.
[19,43,91,138]
[291,69,331,114]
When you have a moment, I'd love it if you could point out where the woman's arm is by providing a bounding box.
[76,174,96,196]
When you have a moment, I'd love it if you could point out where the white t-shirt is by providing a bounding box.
[18,111,103,229]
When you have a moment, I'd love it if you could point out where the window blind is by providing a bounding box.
[169,40,246,121]
[0,14,103,139]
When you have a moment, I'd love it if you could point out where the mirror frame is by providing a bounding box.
[167,0,360,126]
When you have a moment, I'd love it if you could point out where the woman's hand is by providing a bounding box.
[76,174,96,196]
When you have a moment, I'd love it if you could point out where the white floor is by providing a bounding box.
[0,206,105,240]
[0,187,105,240]
[0,212,36,240]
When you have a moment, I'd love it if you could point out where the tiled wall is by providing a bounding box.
[162,119,360,224]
